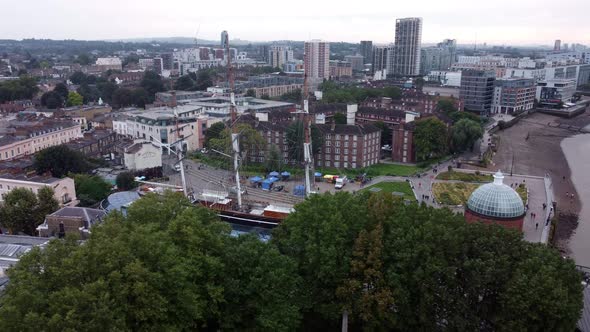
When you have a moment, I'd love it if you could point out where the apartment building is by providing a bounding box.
[492,78,536,114]
[0,174,76,205]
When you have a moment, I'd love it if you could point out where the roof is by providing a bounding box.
[0,173,62,185]
[49,207,106,228]
[316,123,381,136]
[467,171,525,219]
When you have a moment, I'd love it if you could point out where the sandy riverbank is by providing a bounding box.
[480,111,590,258]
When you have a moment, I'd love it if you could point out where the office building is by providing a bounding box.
[372,44,390,74]
[536,79,577,106]
[460,70,496,114]
[221,30,228,49]
[304,40,330,82]
[360,40,373,64]
[554,40,561,51]
[393,17,423,76]
[345,55,364,71]
[492,78,536,114]
[420,39,456,75]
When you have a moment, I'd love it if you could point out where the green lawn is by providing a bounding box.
[437,171,493,182]
[317,163,422,179]
[360,181,415,200]
[516,184,528,203]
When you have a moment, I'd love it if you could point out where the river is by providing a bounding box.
[561,132,590,267]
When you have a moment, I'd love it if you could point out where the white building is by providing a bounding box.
[123,140,162,171]
[0,174,76,206]
[536,79,577,106]
[95,57,122,71]
[425,71,461,87]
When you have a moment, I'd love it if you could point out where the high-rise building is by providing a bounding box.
[258,45,270,63]
[460,69,496,115]
[372,45,390,74]
[554,39,561,51]
[393,17,423,76]
[269,45,292,69]
[221,31,228,49]
[304,40,330,81]
[360,41,373,64]
[161,53,173,70]
[420,39,457,75]
[492,78,536,114]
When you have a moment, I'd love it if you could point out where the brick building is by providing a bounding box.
[37,207,106,239]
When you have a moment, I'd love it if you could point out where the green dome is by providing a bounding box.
[467,171,525,219]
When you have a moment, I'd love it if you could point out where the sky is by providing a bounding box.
[1,0,589,46]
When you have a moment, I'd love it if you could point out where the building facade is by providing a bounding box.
[37,207,106,239]
[344,55,365,71]
[304,40,330,81]
[492,78,536,114]
[360,40,373,64]
[0,174,76,205]
[393,17,423,77]
[536,79,577,106]
[372,44,391,75]
[315,124,381,169]
[460,69,496,114]
[329,61,353,78]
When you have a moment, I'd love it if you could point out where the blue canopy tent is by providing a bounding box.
[280,171,291,180]
[314,172,323,182]
[269,171,280,177]
[261,179,274,191]
[293,185,306,197]
[249,176,262,183]
[268,177,280,183]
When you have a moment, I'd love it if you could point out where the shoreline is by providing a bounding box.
[483,111,590,256]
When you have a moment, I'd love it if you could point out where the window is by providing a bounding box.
[335,148,340,154]
[326,148,331,153]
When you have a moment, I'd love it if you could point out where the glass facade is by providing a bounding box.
[467,180,525,219]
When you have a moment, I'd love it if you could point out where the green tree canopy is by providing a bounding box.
[413,118,449,161]
[208,123,265,166]
[53,82,69,100]
[34,145,90,178]
[286,120,324,163]
[333,112,347,124]
[116,172,136,191]
[66,91,84,106]
[0,187,59,235]
[73,174,112,207]
[264,145,282,172]
[0,192,302,331]
[140,71,165,101]
[40,91,63,109]
[451,118,484,152]
[273,192,584,330]
[0,76,39,103]
[174,75,196,91]
[204,121,226,148]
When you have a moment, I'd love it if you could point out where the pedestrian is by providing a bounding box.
[531,212,534,218]
[536,222,539,230]
[419,182,422,188]
[563,176,566,181]
[546,217,550,226]
[572,193,575,199]
[543,203,547,210]
[566,191,569,197]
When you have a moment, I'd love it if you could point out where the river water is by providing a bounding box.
[561,133,590,267]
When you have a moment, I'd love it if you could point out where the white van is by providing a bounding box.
[335,176,347,189]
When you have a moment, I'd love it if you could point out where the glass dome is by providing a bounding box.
[466,171,525,219]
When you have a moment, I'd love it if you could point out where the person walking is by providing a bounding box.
[536,222,539,230]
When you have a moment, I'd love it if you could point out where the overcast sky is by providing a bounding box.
[2,0,588,46]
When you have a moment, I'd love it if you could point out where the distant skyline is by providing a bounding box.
[1,0,588,46]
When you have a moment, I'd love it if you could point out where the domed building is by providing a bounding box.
[465,171,525,231]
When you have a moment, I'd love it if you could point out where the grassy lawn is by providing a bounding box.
[360,181,415,200]
[317,163,422,178]
[433,182,528,206]
[432,182,480,205]
[437,171,493,182]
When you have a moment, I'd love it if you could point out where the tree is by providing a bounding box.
[245,89,256,97]
[40,91,63,109]
[414,77,425,90]
[96,81,118,103]
[333,112,347,124]
[413,118,449,161]
[131,88,149,108]
[69,71,87,85]
[265,145,282,171]
[116,172,136,191]
[77,83,100,104]
[66,91,84,106]
[437,98,457,113]
[73,174,112,207]
[451,118,483,152]
[174,75,196,91]
[373,121,392,146]
[53,82,69,100]
[0,192,302,331]
[34,145,90,178]
[0,76,39,103]
[75,53,92,65]
[0,188,38,235]
[140,71,165,101]
[208,124,265,166]
[111,87,134,108]
[204,121,226,148]
[273,192,584,330]
[195,70,214,90]
[34,187,60,234]
[286,120,324,163]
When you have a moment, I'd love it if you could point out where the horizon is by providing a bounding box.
[1,0,588,46]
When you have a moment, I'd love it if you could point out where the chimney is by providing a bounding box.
[405,111,417,123]
[170,91,177,108]
[346,104,357,125]
[331,122,336,131]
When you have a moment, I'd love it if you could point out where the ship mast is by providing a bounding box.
[302,73,314,197]
[226,32,242,208]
